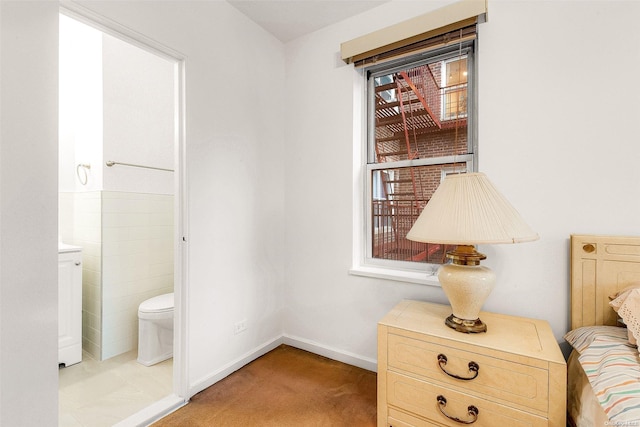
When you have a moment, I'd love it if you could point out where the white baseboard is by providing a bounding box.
[189,336,284,397]
[114,394,187,427]
[283,334,378,373]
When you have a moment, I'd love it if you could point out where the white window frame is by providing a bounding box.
[350,43,477,286]
[441,55,469,121]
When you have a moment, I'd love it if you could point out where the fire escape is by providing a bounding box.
[373,63,467,263]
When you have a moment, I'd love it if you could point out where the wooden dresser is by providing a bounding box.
[377,300,566,427]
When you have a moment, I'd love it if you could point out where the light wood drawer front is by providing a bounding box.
[387,371,547,427]
[388,407,443,426]
[388,334,549,413]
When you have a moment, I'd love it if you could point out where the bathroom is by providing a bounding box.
[58,13,177,424]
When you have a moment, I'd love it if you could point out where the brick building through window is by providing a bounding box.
[366,43,475,265]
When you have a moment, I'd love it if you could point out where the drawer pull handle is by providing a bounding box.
[437,354,479,380]
[437,395,479,424]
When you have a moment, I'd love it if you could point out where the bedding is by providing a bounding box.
[567,350,608,427]
[565,326,640,425]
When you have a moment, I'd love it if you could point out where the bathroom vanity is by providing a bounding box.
[58,244,82,367]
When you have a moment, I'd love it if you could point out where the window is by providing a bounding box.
[442,56,468,120]
[363,42,476,275]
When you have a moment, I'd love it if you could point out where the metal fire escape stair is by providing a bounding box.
[373,68,443,261]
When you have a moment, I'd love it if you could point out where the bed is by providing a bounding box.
[567,234,640,427]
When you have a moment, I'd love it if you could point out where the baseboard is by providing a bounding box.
[283,334,378,373]
[189,336,284,397]
[114,394,187,427]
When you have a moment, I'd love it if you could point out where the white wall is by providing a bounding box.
[478,0,640,345]
[59,16,174,195]
[73,0,287,393]
[0,1,59,425]
[102,33,174,195]
[283,0,640,364]
[59,14,103,193]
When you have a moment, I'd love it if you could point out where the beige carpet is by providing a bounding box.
[152,344,377,426]
[153,345,376,427]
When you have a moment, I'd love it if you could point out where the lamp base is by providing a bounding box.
[445,314,487,333]
[438,245,495,334]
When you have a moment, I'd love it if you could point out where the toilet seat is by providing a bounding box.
[138,293,174,321]
[139,293,174,314]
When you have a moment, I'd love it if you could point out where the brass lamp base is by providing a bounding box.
[445,314,487,333]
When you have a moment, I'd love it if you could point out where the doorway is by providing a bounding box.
[58,8,186,426]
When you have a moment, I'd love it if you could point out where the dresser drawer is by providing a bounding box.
[387,371,547,427]
[388,407,443,426]
[388,333,549,414]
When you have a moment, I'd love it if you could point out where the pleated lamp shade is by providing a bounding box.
[407,172,539,245]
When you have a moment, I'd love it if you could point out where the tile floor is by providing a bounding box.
[59,350,173,427]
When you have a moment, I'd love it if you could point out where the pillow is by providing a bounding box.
[564,325,629,353]
[609,282,640,300]
[610,287,640,346]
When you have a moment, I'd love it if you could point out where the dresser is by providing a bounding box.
[378,300,566,427]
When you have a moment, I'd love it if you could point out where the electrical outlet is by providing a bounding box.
[234,319,247,335]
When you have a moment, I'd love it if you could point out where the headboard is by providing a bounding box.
[571,234,640,330]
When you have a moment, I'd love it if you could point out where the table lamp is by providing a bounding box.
[406,172,538,333]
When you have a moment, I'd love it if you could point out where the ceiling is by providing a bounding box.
[227,0,389,43]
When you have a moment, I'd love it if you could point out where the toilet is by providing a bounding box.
[137,293,174,366]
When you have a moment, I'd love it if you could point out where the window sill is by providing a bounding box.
[349,265,441,287]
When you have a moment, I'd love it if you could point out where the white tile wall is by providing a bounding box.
[59,191,103,360]
[59,191,173,361]
[101,191,173,360]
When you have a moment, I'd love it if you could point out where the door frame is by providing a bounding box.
[59,2,189,422]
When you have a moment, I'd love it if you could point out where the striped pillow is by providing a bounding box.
[577,331,640,422]
[564,326,629,353]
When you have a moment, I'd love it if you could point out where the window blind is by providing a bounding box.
[340,0,487,67]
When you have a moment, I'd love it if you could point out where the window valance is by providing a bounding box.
[340,0,487,67]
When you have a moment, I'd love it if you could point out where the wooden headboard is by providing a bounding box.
[571,234,640,330]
